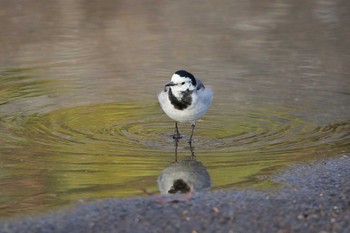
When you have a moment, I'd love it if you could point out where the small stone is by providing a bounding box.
[277,229,290,233]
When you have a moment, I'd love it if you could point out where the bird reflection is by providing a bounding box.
[158,139,211,195]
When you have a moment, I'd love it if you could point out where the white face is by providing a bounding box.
[169,73,196,93]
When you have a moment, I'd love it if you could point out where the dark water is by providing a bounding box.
[0,0,349,217]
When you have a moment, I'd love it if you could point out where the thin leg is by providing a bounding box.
[174,137,178,162]
[189,141,195,158]
[188,123,196,145]
[173,121,182,140]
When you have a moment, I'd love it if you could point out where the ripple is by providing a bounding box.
[1,101,349,219]
[1,103,349,158]
[193,106,350,156]
[4,103,168,154]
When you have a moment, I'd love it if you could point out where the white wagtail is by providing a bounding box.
[158,70,213,144]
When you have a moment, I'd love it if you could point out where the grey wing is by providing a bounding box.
[196,79,205,90]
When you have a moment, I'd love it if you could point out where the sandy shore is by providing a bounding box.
[1,155,349,233]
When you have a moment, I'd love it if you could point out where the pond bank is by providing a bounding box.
[1,155,349,233]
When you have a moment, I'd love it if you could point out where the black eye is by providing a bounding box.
[181,82,185,85]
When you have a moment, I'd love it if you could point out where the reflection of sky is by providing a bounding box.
[1,1,349,115]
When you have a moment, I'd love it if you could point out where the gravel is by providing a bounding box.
[1,155,349,233]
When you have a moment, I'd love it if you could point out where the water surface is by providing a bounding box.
[0,0,349,217]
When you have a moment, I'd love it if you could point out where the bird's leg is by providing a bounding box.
[174,137,179,162]
[189,141,195,158]
[188,123,196,146]
[173,121,182,140]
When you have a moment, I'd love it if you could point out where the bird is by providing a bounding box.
[158,70,213,145]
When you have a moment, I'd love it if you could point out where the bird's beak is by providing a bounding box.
[165,81,175,87]
[164,81,175,91]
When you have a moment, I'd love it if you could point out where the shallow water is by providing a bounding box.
[0,0,349,217]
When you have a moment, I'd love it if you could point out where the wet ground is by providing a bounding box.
[1,0,350,217]
[0,155,349,233]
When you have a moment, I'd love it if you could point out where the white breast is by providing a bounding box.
[158,87,213,123]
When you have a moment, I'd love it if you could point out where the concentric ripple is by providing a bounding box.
[0,102,349,217]
[2,102,349,157]
[1,103,167,154]
[189,106,349,156]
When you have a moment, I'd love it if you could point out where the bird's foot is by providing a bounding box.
[172,133,183,141]
[188,139,193,146]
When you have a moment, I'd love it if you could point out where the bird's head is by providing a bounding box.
[164,70,197,93]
